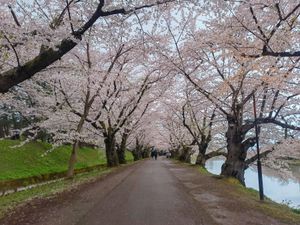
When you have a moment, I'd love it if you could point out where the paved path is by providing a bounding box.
[76,159,211,225]
[1,159,215,225]
[1,158,292,225]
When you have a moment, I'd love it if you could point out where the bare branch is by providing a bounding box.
[8,5,21,27]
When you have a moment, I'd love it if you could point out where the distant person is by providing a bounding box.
[154,149,158,160]
[166,151,171,158]
[151,147,158,160]
[151,147,154,159]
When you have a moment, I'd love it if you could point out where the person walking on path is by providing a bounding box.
[154,149,158,160]
[151,147,158,160]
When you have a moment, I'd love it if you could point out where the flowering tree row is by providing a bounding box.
[0,0,300,184]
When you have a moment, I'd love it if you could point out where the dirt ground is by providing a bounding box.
[0,158,298,225]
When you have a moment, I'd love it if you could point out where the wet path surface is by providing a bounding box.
[76,159,207,225]
[1,158,293,225]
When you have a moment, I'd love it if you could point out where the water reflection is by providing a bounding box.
[205,158,300,208]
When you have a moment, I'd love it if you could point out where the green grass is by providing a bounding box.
[289,159,300,166]
[0,139,117,181]
[0,139,137,219]
[200,170,300,223]
[125,150,134,162]
[0,167,112,219]
[196,165,211,175]
[292,208,300,214]
[228,178,300,223]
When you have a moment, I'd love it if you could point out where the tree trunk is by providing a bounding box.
[67,141,79,178]
[132,151,141,161]
[179,145,191,162]
[170,147,180,159]
[221,121,246,185]
[133,146,143,161]
[0,126,4,138]
[117,133,128,164]
[142,146,150,158]
[132,138,143,161]
[132,138,144,161]
[104,134,119,167]
[195,140,209,167]
[117,146,126,164]
[196,153,206,167]
[66,109,88,178]
[132,146,142,161]
[185,153,191,163]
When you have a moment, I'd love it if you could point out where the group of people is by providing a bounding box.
[150,147,158,160]
[150,147,172,160]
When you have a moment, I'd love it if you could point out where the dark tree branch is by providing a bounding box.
[240,3,300,58]
[242,137,256,152]
[65,0,75,33]
[182,103,199,144]
[0,0,174,93]
[3,35,21,67]
[249,6,267,40]
[205,150,227,160]
[245,149,273,168]
[8,5,21,27]
[242,117,300,134]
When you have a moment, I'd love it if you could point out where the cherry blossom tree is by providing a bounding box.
[180,87,227,166]
[205,1,300,58]
[157,16,300,183]
[0,0,178,93]
[1,28,139,174]
[57,38,129,176]
[1,0,300,185]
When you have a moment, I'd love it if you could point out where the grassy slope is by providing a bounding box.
[0,139,135,219]
[196,166,300,224]
[0,139,133,181]
[125,150,134,163]
[0,167,112,218]
[289,159,300,166]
